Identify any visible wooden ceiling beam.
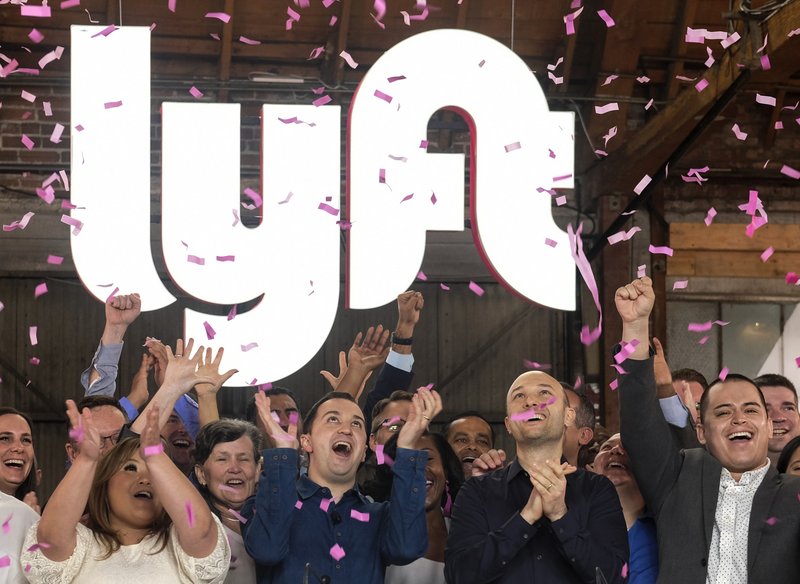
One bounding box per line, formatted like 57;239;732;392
218;0;235;100
664;0;701;100
320;0;353;87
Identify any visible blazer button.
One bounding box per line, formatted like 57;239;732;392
701;558;707;567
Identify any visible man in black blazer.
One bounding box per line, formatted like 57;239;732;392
615;276;800;584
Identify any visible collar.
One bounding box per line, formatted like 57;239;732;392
297;474;370;504
719;458;770;489
506;456;570;484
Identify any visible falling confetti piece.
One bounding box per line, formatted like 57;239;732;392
765;517;778;526
185;502;195;527
21;135;35;151
374;90;393;103
313;95;332;107
704;207;717;226
756;93;777;107
614;339;640;365
350;510;370;522
780;165;800;180
698;336;710;345
607;226;641;245
400;193;414;203
34;283;48;298
523;360;552;370
203;321;216;340
29;326;38;346
621;563;629;578
318;203;339;216
595;102;619;115
216;255;235;262
295;500;303;509
104;101;123;109
187;255;205;265
695;79;709;92
239;36;261;45
633;174;652;195
609;379;619;391
205;11;231;23
228;508;248;523
648;245;673;256
330;544;346;561
673;280;688;290
761;247;775;262
720;32;740;48
227;305;237;321
544;238;557;248
189;86;203;98
0;556;10;568
440;283;450;291
504;142;521;153
320;498;333;512
468;281;485;296
597;9;615;27
637;265;647;278
143;444;165;457
241;342;258;352
718;367;729;381
731;124;747;140
340;51;358;69
21;5;52;17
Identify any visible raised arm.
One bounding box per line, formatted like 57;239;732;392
81;293;142;395
37;400;102;561
140;406;218;558
333;326;390;399
615;277;684;516
194;347;238;427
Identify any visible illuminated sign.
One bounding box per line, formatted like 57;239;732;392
70;26;575;385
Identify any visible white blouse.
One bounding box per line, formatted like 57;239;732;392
20;515;230;584
221;523;255;584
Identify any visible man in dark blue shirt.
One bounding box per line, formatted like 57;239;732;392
444;371;628;583
242;388;441;584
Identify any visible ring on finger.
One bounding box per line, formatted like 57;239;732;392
422;415;431;421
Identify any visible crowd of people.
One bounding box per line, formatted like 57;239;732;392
1;280;799;583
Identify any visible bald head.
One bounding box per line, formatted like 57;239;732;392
507;371;568;406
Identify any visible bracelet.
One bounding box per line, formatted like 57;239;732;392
391;332;413;346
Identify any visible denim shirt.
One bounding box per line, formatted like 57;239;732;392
242;448;428;584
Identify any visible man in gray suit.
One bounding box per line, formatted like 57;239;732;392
615;276;800;584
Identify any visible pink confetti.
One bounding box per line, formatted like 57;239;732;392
144;444;164;457
564;7;582;35
29;357;40;366
0;556;10;568
695;79;709;92
4;211;35;232
239;36;261;45
704;47;715;68
307;46;325;60
760;55;771;70
91;25;118;38
68;425;85;443
206;11;231;23
241;342;258;352
673;280;688;290
698;336;710;345
607;226;641;245
21;90;36;103
468;281;485;296
189;86;203;98
523;360;552;370
29;29;45;43
621;563;629;578
21;5;52;17
50;123;65;144
243;188;263;208
595;102;619;115
609;379;619;391
633;174;652;195
104;101;123;109
440;283;450;291
43;102;52;116
780;165;800;180
1;516;11;535
637;76;651;84
731;124;747;140
718;367;729;381
756;93;777;107
168;0;176;12
688;321;713;333
34;283;48;298
203;321;216;340
720;32;741;48
350;510;370;522
648;244;673;256
375;444;386;465
216;255;235;262
227;305;237;321
416;271;428;281
21;135;35;151
568;223;603;346
320;498;333;512
765;516;778;526
761;247;774;262
400;193;414;203
29;326;38;346
388;75;406;83
637;265;647;278
340;51;358;69
431;192;437;205
544;238;557;248
330;544;346;561
597;9;615;27
25;543;51;553
795;356;800;368
374;90;393;103
228;508;248;523
187;255;205;265
295;500;303;509
185;502;195;527
504;142;521;153
614;339;640;364
313;95;332;107
318;203;339;216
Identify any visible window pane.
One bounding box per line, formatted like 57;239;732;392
666;301;720;383
721;303;781;379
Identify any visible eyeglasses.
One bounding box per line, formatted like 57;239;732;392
379;418;406;433
99;432;121;449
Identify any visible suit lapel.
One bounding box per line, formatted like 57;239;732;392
748;465;780;574
701;452;720;550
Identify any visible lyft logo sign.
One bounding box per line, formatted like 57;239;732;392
70;26;575;385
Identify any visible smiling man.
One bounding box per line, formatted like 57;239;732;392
444;411;494;478
242;388;442;584
444;371;628;583
615;277;800;584
754;374;799;466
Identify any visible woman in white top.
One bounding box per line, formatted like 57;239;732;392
193;419;261;584
22;395;230;584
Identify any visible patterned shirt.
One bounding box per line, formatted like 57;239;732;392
706;460;770;584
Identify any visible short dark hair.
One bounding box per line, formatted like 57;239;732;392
245;386;301;425
305;392;366;437
673;369;709;391
0;408;37;501
777;435;800;474
362;431;464;509
370;391;414;434
754;374;797;402
76;396;127;419
564;389;595;431
699;373;767;422
443;411;495;446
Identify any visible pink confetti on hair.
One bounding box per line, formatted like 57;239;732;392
374;90;393;103
720;32;740;48
34;283;48;298
239;36;261;45
609;378;619;391
468;281;485;297
189;86;203;98
104;101;123;109
330;544;346;561
648;244;673;256
523;360;552;370
313;95;332;107
607;226;641;245
185;502;195;527
504;142;521;153
597;9;615;27
203;321;216;340
21;135;35;151
756;93;777;107
319;498;333;512
187;255;205;265
633;174;652;195
568;223;602;346
695;79;709;92
143;444;164;457
295;500;303;509
206;11;231;23
760;247;774;262
614;339;640;365
50;123;65;143
673;280;688;290
241;342;258;352
318;202;339;216
340;51;358;69
350;509;370;522
718;367;729;381
637;265;647;278
29;326;38;346
780;165;800;180
544;238;557;248
21;5;52;17
595;102;619;115
731;124;747;140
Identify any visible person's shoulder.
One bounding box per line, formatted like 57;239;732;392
0;492;39;523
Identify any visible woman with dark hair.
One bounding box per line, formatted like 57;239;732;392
0;407;40;583
22;401;230;583
194;419;262;583
777;435;800;476
363;431;464;584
